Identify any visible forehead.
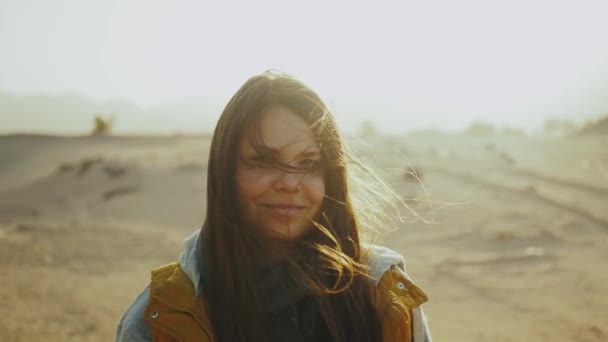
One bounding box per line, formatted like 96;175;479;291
240;104;319;154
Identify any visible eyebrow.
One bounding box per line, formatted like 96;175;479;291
252;145;321;158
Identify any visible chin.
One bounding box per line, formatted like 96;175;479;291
266;225;311;241
268;231;302;241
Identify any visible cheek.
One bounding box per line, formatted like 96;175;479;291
237;181;257;205
305;175;325;211
236;172;273;209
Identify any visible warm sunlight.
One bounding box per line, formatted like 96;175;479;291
1;0;608;133
2;2;608;341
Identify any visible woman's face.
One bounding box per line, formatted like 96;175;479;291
236;104;325;241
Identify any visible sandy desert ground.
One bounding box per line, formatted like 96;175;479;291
1;131;607;341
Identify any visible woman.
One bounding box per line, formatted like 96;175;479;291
116;71;431;342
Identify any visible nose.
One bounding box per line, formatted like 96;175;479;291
273;170;302;192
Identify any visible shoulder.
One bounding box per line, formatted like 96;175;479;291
115;263;197;342
115;286;153;342
365;245;432;341
364;244;428;308
364;244;406;285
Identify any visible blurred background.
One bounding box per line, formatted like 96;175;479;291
1;0;607;341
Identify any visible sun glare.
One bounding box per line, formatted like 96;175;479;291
1;0;607;133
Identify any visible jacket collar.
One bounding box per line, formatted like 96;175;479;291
178;230;203;295
176;229;426;306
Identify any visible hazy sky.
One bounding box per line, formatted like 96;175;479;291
1;0;607;133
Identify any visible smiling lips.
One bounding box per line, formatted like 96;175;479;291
263;203;306;216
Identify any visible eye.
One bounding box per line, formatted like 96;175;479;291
249;154;274;166
300;159;321;169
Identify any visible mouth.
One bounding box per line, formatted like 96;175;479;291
262;203;306;216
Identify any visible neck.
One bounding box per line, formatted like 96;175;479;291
256;237;297;268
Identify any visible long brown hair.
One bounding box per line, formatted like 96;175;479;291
200;71;383;342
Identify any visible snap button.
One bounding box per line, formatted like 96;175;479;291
151;311;159;319
396;281;406;290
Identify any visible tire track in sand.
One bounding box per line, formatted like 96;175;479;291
428;166;608;230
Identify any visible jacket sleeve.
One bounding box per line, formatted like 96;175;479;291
394;265;432;342
411;306;432;342
115;286;153;342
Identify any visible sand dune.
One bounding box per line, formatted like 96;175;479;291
1;133;607;341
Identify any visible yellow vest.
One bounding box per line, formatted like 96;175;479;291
143;262;428;342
